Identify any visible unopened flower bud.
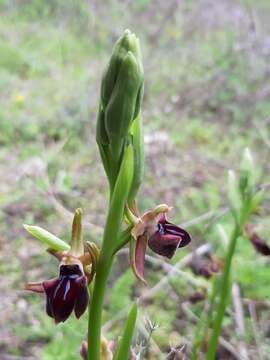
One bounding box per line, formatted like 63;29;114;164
96;30;144;190
239;147;256;198
80;340;88;360
101;29;142;108
104;51;142;139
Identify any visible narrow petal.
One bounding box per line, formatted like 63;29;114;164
25;282;45;293
148;232;181;258
130;234;148;285
74;276;89;318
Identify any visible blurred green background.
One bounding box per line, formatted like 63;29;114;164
0;0;270;359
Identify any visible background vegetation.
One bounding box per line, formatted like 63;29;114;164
0;0;269;359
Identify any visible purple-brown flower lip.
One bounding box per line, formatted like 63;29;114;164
26;263;89;324
45;264;89;323
148;213;191;258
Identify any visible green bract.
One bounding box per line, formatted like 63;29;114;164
128;113;144;204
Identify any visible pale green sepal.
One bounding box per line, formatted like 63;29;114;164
23;224;70;251
70;208;84;256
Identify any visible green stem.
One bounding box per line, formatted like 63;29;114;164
87;145;134;360
88;253;112;360
206;224;241;359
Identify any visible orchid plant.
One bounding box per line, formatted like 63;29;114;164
24;30;191;360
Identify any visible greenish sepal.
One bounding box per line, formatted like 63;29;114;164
23;224;70;252
133;83;144;120
96;106;109;145
70;208;84;256
98;142;114;190
113;302;138;360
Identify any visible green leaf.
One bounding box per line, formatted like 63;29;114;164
23;224;70;251
113;302;138;360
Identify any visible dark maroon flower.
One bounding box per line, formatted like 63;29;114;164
130;207;191;284
188;291;206;304
245;224;270;256
25;209;99;323
189;254;223;279
26;263;89;323
148;213;191;258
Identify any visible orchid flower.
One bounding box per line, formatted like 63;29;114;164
129;204;191;284
25;209;99;323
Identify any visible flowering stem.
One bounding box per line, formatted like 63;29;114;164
87;146;134;360
88;252;112;360
206;223;241;359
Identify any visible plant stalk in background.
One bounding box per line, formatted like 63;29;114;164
205;148;263;359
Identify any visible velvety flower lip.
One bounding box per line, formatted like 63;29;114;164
148;213;191;258
26;264;89;324
44;264;89;324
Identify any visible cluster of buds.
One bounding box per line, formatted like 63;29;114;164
228;148;263;225
96;29;144;203
25;209;99;323
95;30;191;284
